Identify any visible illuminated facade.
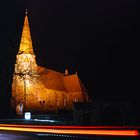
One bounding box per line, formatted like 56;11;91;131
11;14;89;113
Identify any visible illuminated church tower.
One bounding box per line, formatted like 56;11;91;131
11;13;89;114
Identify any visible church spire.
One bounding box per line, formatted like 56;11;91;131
18;11;34;55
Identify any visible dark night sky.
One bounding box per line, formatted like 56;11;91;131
0;0;140;112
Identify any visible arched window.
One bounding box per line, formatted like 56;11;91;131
74;96;78;102
64;98;67;108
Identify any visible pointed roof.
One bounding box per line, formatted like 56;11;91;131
36;66;87;93
18;13;34;55
63;74;87;92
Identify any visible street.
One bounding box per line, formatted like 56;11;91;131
0;124;139;140
0;114;139;140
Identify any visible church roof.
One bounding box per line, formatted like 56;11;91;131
63;74;87;92
37;66;87;92
18;14;34;55
38;67;65;91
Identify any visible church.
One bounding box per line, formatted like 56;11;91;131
11;13;89;114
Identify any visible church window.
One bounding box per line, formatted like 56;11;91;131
74;96;78;102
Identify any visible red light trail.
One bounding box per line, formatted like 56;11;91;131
0;124;139;136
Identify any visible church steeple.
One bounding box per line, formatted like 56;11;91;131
15;11;37;74
18;12;34;55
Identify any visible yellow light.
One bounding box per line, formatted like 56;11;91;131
0;124;138;137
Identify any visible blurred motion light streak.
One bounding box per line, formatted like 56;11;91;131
0;125;139;136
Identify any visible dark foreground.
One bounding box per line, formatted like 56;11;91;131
0;129;139;140
0;114;139;140
0;124;139;140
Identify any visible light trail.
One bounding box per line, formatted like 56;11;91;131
0;124;140;129
0;124;139;136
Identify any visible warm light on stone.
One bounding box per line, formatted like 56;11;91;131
11;14;89;114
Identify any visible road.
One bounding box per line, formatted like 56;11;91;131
0;124;139;140
0;114;139;139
